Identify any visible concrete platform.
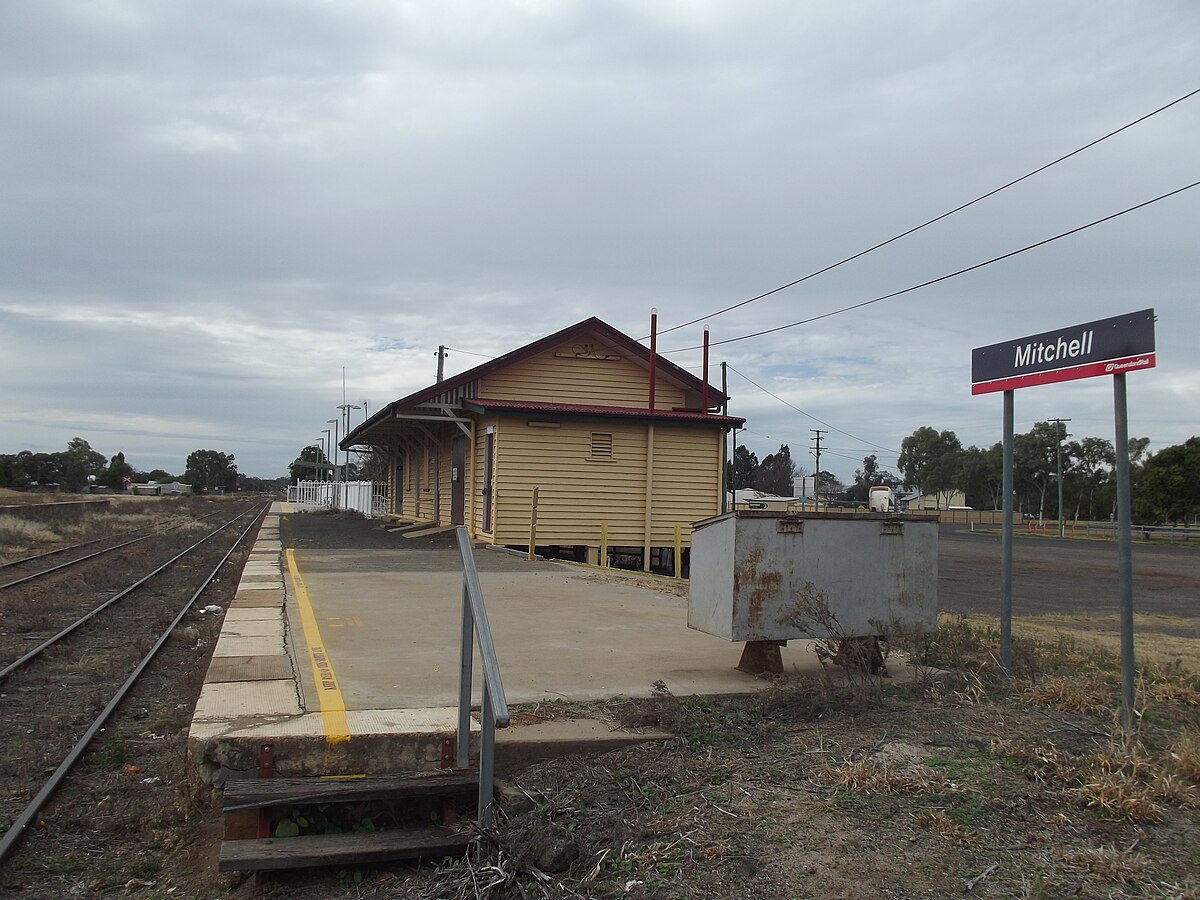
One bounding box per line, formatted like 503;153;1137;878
188;502;822;781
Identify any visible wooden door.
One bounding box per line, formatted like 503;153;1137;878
482;431;494;533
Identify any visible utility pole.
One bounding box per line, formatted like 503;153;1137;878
436;345;447;383
720;361;728;513
1048;417;1072;538
810;429;827;512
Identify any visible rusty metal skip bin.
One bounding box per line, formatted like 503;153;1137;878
687;511;938;643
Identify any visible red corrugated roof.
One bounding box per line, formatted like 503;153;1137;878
344;317;745;448
464;397;744;426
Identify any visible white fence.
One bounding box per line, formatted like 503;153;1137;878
287;480;387;519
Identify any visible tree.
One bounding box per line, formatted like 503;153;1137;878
142;469;176;483
289;445;330;482
898;427;963;508
754;444;797;496
846;454;901;503
101;451;134;490
1014;421;1070;520
1135;437;1200;524
239;475;289;493
184;449;239;493
959;444;1002;510
815;470;845;498
60;437;107;491
726;445;759;491
356;449;390;483
1065;436;1114;521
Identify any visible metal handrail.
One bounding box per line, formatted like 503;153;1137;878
454;526;510;829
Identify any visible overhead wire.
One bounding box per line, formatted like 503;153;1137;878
650;86;1200;340
443;346;496;359
728;365;898;454
669;178;1200;352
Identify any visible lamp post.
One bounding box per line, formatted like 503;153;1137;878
361;400;370;425
322;430;332;482
338;403;361;435
337;404;361;488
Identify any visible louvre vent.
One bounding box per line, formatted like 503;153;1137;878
591;432;613;458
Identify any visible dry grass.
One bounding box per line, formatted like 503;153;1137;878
988;736;1194;823
812;755;939;794
1060;845;1152;886
1068;768;1164;822
1028;673;1120;715
912;808;980;845
950;611;1200;671
1170;731;1200;781
0;514;60;543
0;515;61;561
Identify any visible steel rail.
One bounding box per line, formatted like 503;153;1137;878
0;500;270;865
0;534;153;590
0;507;230;588
0;505;261;682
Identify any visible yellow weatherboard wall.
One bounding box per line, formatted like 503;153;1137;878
649;425;722;544
480;341;685;410
491;419;650;547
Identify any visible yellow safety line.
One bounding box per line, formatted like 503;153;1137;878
285;549;350;746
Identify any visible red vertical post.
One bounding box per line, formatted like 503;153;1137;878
648;308;658;410
701;326;710;412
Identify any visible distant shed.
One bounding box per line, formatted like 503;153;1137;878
131;481;193;496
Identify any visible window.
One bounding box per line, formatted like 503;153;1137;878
590;432;613;459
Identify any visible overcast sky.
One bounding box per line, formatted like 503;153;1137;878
2;2;1196;483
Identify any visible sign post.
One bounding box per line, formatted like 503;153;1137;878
972;309;1155;730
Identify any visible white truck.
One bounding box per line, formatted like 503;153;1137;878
868;485;897;513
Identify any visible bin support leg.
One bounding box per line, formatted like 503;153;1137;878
736;640;785;675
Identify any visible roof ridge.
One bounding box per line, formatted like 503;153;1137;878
346;317;732;444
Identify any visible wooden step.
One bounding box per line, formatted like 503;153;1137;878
223;769;479;812
219;826;473;872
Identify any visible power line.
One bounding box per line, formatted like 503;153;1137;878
443;346;496;359
651;86;1200;340
728;365;898;454
669;179;1200;352
738;428;897;464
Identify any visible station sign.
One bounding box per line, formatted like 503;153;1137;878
971;308;1155;395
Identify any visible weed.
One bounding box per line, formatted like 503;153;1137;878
812;755;937;795
912;808;979;845
1169;731;1200;781
1060;846;1151;886
37;854;85;875
89;736;129;771
1029;673;1120;715
0;515;59;560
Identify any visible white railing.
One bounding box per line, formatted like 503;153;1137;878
287;481;387;519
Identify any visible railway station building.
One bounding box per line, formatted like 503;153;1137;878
341;317;743;572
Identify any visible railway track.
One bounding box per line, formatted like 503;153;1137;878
0;499;270;866
0;508;225;589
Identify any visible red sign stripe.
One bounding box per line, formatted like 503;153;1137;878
971;354;1157;395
